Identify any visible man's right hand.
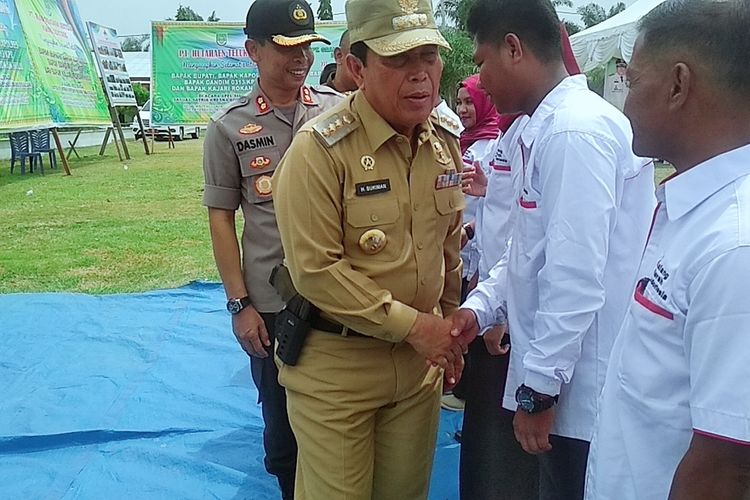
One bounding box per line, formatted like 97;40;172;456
232;306;271;358
449;308;480;347
405;313;465;374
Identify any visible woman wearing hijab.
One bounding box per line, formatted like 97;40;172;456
456;74;502;301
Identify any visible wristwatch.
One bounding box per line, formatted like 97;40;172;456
515;384;559;414
226;296;251;315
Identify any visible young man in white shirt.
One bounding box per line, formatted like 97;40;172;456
585;1;750;499
449;0;655;498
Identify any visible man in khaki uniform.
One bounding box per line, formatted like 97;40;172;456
272;0;467;497
201;0;341;498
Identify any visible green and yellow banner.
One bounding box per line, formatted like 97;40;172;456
150;21;346;126
0;0;111;131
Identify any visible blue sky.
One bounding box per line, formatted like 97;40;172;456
74;0;634;37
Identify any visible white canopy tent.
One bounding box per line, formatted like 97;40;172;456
570;0;666;72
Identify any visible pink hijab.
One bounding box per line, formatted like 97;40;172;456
458;74;502;154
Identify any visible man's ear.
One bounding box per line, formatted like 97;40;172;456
668;62;691;112
346;53;365;90
504;33;524;65
245;39;261;64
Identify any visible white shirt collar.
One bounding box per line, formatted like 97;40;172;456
662;143;750;220
519;74;589;149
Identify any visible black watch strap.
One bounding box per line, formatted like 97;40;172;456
515;384;559;414
227;296;251;315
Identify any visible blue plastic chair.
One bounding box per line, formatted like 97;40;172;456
30;129;57;171
8;132;43;175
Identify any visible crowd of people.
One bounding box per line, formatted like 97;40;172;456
201;0;750;498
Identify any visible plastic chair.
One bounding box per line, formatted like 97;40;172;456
8;132;43;175
30;128;57;170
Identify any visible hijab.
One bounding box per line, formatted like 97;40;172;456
458;74;502;154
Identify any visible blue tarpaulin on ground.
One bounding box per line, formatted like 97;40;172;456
0;282;462;499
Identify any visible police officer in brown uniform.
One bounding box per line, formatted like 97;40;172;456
272;0;468;497
201;0;342;498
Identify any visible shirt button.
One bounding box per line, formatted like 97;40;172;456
370;214;379;222
420;278;427;285
449;199;455;208
413;203;418;212
417;242;424;250
396;137;405;143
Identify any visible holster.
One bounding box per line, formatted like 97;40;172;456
269;263;317;366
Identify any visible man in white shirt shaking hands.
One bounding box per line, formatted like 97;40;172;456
449;0;655;498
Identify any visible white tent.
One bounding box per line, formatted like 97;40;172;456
570;0;666;72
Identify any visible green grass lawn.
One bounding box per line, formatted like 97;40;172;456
0;141;675;294
0;137;220;293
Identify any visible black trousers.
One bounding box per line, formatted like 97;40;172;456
460;339;539;500
538;435;590;500
251;313;297;500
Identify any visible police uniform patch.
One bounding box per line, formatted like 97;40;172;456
359;229;387;255
301;86;315;105
237;135;276;152
240;123;263;135
254;175;274;196
250;156;272;169
256;96;270;114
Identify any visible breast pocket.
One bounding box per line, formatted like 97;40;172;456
240;147;281;203
344;197;403;262
433;188;465;237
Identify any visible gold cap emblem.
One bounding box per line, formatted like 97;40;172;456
292;4;308;23
254;175;273;196
359;229;387;255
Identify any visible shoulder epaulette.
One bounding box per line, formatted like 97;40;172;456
312;111;360;146
311;84;343;97
211;93;252;121
430;108;462;138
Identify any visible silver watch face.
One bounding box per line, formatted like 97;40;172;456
227;300;241;314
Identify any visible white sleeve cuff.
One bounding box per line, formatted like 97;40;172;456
524;370;562;396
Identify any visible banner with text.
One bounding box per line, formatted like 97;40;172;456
150;21;346;126
0;0;111;131
87;21;137;107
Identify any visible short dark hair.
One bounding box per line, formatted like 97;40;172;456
349;41;369;66
248;37;269;46
467;0;562;63
639;0;750;97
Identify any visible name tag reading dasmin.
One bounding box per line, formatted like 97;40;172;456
356;179;391;196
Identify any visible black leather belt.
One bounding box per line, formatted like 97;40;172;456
311;316;367;338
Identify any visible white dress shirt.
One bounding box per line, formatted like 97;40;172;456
461;138;495;280
475;118;528;281
585;144;750;500
463;75;656;440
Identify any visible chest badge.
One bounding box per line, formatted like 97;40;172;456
250;156;272;169
240;123;263;135
361;155;375;171
432;141;451;165
359;229;387;255
254;175;273;196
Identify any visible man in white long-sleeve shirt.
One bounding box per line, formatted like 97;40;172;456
450;0;655;498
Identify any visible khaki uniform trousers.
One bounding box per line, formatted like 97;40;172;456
277;329;442;500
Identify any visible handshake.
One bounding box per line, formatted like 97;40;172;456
405;309;482;391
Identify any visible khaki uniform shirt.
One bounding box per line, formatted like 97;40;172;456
273;92;465;343
203;81;343;313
